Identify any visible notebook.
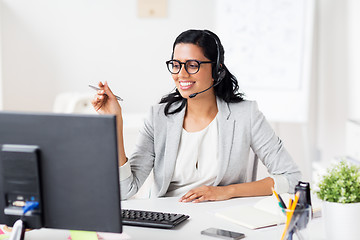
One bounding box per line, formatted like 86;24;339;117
215;194;321;230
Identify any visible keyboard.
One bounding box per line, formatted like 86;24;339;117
121;209;190;229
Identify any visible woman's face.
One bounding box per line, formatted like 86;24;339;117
171;43;214;99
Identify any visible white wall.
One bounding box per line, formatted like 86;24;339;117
315;0;349;165
0;2;2;110
1;0;215;114
247;0;354;181
348;0;360;120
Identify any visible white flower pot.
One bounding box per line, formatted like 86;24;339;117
322;201;360;240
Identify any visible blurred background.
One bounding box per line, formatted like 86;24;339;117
0;0;359;183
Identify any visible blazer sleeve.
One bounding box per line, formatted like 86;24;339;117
250;101;302;193
119;107;156;200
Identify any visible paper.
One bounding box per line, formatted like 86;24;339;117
69;231;131;240
253;193;290;215
215;195;287;229
70;230;98;240
216;205;284;229
215;194;321;230
98;232;132;240
0;225;9;240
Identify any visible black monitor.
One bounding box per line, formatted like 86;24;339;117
0;111;122;234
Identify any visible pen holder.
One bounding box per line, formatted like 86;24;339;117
278;205;312;240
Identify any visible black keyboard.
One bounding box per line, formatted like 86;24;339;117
121;209;190;229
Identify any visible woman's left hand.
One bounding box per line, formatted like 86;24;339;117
179;185;232;203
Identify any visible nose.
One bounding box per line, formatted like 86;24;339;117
178;63;189;78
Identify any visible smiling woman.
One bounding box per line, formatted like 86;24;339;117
91;29;302;203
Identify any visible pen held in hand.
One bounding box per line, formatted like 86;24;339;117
89;84;123;101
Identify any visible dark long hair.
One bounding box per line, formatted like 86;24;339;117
160;29;244;115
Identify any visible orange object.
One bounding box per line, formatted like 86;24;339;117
281;193;300;240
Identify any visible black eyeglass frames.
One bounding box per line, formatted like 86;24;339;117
166;59;213;75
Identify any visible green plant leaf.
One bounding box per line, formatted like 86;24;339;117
316;160;360;203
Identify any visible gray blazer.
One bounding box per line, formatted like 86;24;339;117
120;98;301;199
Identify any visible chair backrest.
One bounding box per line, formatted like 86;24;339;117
53;92;96;114
247;150;259;182
251;153;259;182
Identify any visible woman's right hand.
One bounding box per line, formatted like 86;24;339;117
92;81;128;166
91;81;122;116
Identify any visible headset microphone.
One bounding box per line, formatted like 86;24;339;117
189;70;225;98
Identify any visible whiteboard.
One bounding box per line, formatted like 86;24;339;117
216;0;314;122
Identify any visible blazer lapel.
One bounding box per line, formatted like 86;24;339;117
159;106;186;195
214;98;235;185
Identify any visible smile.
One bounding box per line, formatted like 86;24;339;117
179;81;195;90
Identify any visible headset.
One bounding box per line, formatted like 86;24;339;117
189;30;226;98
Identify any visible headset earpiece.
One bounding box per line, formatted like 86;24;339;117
217;68;226;82
204;30;225;83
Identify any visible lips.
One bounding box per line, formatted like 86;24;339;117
179;81;195;90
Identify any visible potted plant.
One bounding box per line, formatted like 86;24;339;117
316;160;360;240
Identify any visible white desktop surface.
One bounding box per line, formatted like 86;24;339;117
7;197;325;240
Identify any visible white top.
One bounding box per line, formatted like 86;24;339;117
165;115;219;197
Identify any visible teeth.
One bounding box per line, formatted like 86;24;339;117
180;82;194;87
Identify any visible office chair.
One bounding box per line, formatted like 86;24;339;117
247;149;259;182
53;92;96;114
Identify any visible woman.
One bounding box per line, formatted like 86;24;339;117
92;29;301;203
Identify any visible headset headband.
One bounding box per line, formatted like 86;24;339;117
203;30;223;81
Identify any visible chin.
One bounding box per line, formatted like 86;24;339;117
177;90;191;99
180;94;191;100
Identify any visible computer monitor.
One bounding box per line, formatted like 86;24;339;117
0;111;122;233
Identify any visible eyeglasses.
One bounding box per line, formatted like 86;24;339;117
166;59;213;75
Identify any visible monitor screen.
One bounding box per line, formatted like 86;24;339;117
0;111;122;233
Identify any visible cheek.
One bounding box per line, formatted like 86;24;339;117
199;72;213;83
198;67;213;81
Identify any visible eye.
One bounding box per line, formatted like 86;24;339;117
187;61;199;69
171;61;180;69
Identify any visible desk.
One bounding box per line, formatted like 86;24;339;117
121;197;325;240
5;197;326;240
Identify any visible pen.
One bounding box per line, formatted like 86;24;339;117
89;84;123;101
288;198;293;210
272;188;287;209
281;192;300;240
